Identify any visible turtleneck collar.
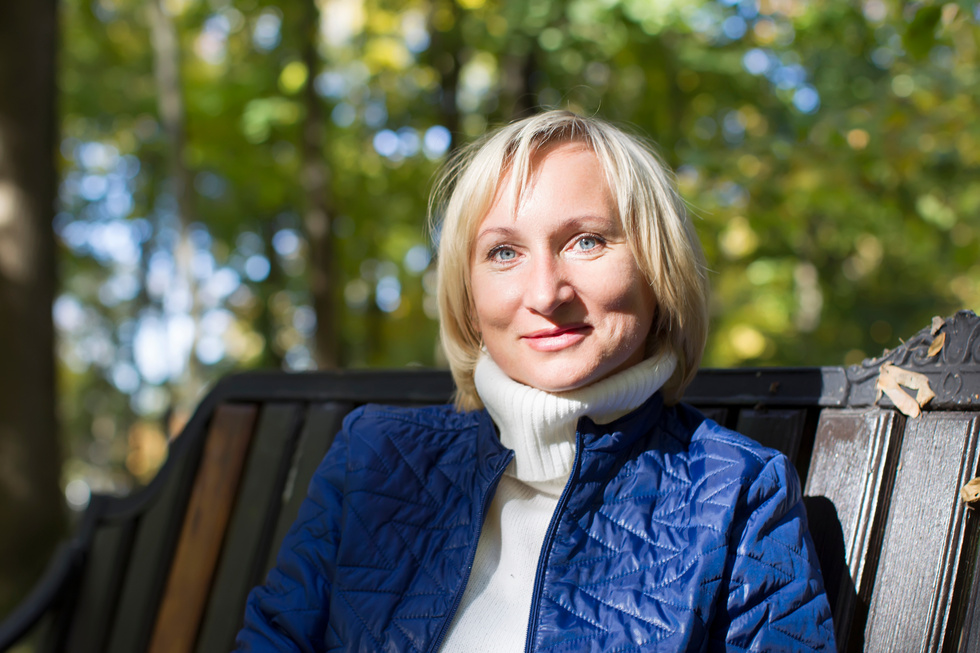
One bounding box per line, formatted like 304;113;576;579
473;352;677;483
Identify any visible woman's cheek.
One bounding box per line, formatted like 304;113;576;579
472;274;518;331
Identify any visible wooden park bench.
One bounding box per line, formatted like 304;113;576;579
2;310;980;652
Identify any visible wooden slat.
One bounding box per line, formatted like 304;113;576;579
25;613;57;653
803;408;903;650
264;401;352;576
955;512;980;653
735;408;809;467
61;521;136;653
146;403;258;653
194;403;305;653
863;413;980;653
106;421;211;653
694;406;730;430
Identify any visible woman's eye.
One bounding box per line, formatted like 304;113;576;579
575;235;603;252
490;246;517;262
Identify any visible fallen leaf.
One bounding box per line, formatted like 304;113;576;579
931;315;945;335
927;331;946;357
875;363;936;418
962;477;980;504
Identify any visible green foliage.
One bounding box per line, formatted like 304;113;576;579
55;0;980;497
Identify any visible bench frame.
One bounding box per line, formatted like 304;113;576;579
3;310;980;652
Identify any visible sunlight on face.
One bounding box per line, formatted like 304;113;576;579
469;142;656;392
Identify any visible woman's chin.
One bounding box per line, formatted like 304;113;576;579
507;362;609;394
493;343;647;394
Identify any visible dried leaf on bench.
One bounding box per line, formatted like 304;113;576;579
931;315;946;335
927;331;946;358
875;363;936;418
961;477;980;505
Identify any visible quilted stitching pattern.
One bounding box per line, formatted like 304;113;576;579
327;406;511;652
235;399;835;653
530;403;834;652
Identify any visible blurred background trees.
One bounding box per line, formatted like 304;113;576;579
1;0;978;615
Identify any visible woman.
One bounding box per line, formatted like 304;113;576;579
235;110;835;652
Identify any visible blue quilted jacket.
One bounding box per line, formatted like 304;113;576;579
235;394;835;652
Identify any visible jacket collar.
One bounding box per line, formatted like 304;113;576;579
574;390;667;453
474;389;667;461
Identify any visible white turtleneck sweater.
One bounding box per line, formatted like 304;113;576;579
439;352;677;652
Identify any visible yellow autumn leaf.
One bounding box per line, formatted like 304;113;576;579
875;363;936;418
961;477;980;504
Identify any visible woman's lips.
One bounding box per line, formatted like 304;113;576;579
521;325;592;352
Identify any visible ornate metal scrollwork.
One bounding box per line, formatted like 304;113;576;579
844;310;980;410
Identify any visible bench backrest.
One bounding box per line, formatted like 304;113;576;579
9;310;980;653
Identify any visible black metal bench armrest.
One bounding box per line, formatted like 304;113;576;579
0;540;84;650
0;495;107;652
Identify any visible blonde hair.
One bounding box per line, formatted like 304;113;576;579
429;110;708;411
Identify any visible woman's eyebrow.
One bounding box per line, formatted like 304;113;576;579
475;216;619;241
474;226;518;242
549;215;622;235
561;215;616;228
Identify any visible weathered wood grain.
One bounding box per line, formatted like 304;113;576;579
735;407;815;483
863;412;980;653
263;401;352;577
195;403;305;653
146;403;258;653
694;406;730;430
803;408;903;651
62;521;135;653
105;419;211;653
736;408;808;462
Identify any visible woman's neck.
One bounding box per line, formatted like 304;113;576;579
473;352;677;483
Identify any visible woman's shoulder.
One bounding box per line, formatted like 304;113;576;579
651;402;805;521
339;404;496;461
343;402;485;434
324;403;509;504
659;401;785;475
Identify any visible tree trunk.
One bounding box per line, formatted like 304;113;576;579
258;219;285;370
148;0;206;406
428;0;462;144
501;47;537;121
0;0;66;618
298;0;339;368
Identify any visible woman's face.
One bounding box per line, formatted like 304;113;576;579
469;142;656;393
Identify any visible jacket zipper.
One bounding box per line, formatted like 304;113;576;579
430;448;514;652
523;431;585;653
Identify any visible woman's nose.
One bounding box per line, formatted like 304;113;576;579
524;257;574;315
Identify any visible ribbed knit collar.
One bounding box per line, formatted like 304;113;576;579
473;352;677;483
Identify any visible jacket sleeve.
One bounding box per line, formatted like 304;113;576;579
233;421;350;653
711;453;837;652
